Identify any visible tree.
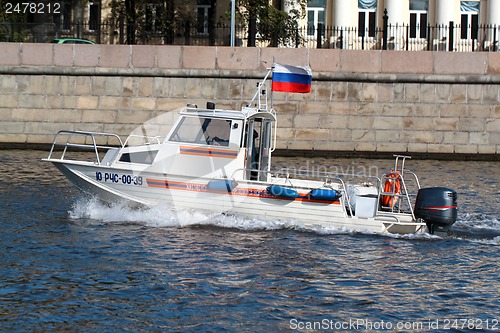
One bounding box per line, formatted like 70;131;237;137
125;0;136;44
236;0;307;47
165;0;175;44
0;0;29;41
106;0;306;46
110;0;157;44
109;0;194;45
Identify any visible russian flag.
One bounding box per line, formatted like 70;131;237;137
272;63;312;93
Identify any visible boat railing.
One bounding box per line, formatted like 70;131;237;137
47;130;124;165
377;155;421;219
273;168;381;185
123;134;162;147
274;168;382;214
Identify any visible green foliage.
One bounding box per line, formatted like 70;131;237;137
0;0;29;41
108;0;308;45
109;0;183;44
232;0;307;46
0;0;27;22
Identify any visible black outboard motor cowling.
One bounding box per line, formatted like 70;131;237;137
414;187;458;234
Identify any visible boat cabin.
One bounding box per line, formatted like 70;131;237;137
152;104;277;182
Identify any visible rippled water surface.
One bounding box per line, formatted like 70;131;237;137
1;150;499;332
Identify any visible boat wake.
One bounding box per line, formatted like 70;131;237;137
69;197;296;231
455;212;500;231
448;213;500;245
68;197;499;244
70;197;214;228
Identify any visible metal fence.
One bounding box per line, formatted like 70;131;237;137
306;23;499;52
0;22;57;43
1;21;498;52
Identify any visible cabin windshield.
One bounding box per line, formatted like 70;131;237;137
169;116;232;146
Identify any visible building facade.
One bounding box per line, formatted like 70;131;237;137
307;0;500;31
5;0;499;50
306;0;500;50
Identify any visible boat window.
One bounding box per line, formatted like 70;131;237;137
169;116;231;146
119;150;158;164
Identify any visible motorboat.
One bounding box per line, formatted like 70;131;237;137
44;65;458;235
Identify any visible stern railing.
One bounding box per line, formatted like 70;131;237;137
378;155;421;219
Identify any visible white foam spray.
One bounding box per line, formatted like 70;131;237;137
68;197;498;243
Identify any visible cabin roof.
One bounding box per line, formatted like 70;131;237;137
180;107;275;121
180;107;246;120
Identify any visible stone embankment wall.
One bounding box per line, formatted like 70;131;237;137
0;43;499;158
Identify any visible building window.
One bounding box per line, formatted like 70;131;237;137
145;2;164;33
409;0;428;38
358;11;376;37
358;0;376;38
88;1;100;32
460;1;479;40
54;0;72;32
196;0;211;35
307;0;325;37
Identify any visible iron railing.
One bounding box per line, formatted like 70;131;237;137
0;22;57;43
307;23;499;52
1;21;498;52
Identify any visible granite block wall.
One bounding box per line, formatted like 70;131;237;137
0;43;499;157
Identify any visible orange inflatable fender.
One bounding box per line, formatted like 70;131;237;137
381;171;401;208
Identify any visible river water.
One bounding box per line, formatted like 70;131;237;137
0;150;498;332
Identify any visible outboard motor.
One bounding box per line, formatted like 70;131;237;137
414;187;458;234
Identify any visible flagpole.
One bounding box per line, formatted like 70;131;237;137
270;63;275;111
271;58;275;111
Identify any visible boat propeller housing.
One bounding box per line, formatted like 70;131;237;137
414;187;458;234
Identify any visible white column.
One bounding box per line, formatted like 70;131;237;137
487;0;500;25
428;0;437;26
485;0;500;50
385;0;409;26
479;0;487;26
435;0;461;25
332;0;357;27
383;0;409;50
282;0;304;47
331;0;358;49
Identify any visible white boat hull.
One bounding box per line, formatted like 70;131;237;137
48;160;427;235
44;69;456;235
